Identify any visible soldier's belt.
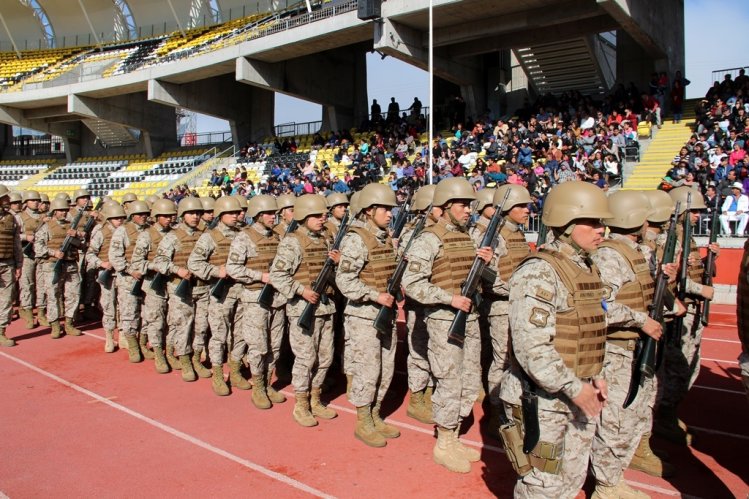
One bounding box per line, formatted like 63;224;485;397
606;337;639;351
509;406;562;475
481;293;508;302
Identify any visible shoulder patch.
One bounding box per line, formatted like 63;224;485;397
340;259;352;272
534;287;553;302
274;259;286;270
194;247;205;256
408;261;421;272
229;252;242;263
529;307;550;328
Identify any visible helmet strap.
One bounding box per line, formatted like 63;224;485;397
558;223;585;254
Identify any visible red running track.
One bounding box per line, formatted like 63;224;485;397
0;304;746;498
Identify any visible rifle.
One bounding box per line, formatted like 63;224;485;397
207;216;219;230
390;192;412;241
22;241;34;258
297;211;351;332
258;219;298;309
130;277;144;297
373;206;431;336
97;268;114;287
623;201;681;408
174;277;192;299
447;189;512;347
536;219;548;248
51;208;85;285
671;193;692;346
700;194;720;325
78;200;104;274
150;272;167;295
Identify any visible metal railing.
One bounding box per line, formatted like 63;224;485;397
165;145;234;192
274;121;323;137
177;130;233;147
712;66;749;83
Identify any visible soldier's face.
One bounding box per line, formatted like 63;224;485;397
688;210;700;225
157;215;171;228
54;209;67;219
202;212;214;222
482;205;496;219
259;212;275;228
221;211;240;227
10;202;21;211
26;200;40;211
282;208;294;223
570;219;605;252
305;214;325;232
132;213;148;225
331;205;347;220
508;204;530;225
77;197;90;208
39;202;48;212
0;196;8;209
369;206;392;229
183;212;201;228
110;217;125;228
447;201;472;226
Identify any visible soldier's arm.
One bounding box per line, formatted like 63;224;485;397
225;232;261;284
187;233;218;280
13;218;22;269
488;235;510;296
335;233;378;303
85;230;104;268
153;235;177;276
108;229;128;272
33;224;51;257
402;232;453;306
592;247;648;328
130;232;151;274
509;260;584;400
268;237;303;300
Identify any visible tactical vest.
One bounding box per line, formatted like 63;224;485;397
146;226;167;263
47;218;78;261
424;220;475;295
288;230;329;288
171;227;202;284
676;224;704;303
97;224;115;262
528;249;607;378
273;221;289;239
208;227;233;267
348;225;397;293
0;213;15;259
324;219;340;239
244;226;280;289
20;210;41;236
738;239;749;351
599;239;655;340
498;223;530;281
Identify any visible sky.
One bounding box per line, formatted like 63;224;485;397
193;0;747;134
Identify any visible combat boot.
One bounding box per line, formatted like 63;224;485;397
0;328;16;347
292;392;318;427
37;309;49;327
654;405;692;446
179;355;197;382
355;405;387;447
64;317;81;336
628;433;675;478
104;330;116;353
251;375;272;410
126;335;142;363
50;320;62;339
118;331;128;350
406;389;433;424
211;365;230;396
310;387;337;419
453;427;480;462
228;359;251;390
592;479;650;499
166;344;181;370
433;426;470;473
153;347;170;374
139;333;154;360
20;308;35;329
372;403;400;439
192;349;211;378
266;371;286;403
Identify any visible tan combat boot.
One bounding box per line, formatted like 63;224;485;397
0;328;16;347
139;333;154;360
310;387;337;419
104;330;116;353
628;433;675;478
251;375;272;410
192;348;211;378
179;355;196;382
266;371;286;403
228;359;251;390
166;343;181;370
433;426;470;473
372;403;400;439
354;405;387;447
654;405;692;446
293;392;318;427
118;331;128;350
50;320;62;339
453;427;480;462
64;317;82;336
37;309;49;327
592;479;650;499
153;347;170;374
126;335;142;363
406;389;433;424
211;365;230;396
20;308;35;329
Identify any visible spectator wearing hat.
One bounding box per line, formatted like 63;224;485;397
720;182;749;236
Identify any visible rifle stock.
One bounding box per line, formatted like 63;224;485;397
97;268;114;287
536;220;548;248
175;278;192;299
447;190;511;347
671;194;692;347
150;272;167;295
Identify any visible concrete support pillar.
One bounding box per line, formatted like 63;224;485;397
0;124;10;156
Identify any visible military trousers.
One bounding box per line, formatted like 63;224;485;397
406;305;431;393
426;315;481;429
484;312;511;407
166;290;194;356
114;273;141;337
43;261;80;323
240;290;271;376
659;303;703;408
207;286;244;366
288;312;333;393
19;257;37;309
346;315;396;407
143;290;167;348
191;287;210;351
99;280;117;331
0;262;14;329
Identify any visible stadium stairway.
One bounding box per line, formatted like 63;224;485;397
621;103;697;191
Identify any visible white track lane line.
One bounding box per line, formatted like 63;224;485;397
701;337;740;344
0;351;334;499
692;384;745;395
701;357;739;365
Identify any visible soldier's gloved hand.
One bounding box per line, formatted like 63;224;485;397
218;265;227;278
302;287;320;304
450;295;472;313
66;229;77;237
700;285;714;300
376;292;395;307
130;271;143;280
708;242;720;256
476;246;493;264
26;234;34;243
572;382;603;419
177;267;191;279
641;317;663;340
261;272;270;284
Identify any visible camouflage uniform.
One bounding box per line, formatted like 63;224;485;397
336;221;397;408
131;225;170;348
35;218;81;325
0;211;21;330
187;222;243;366
154;223;203;356
402;218;481;430
109;221;146;338
589;234;655;487
500;239;607;499
18;208;44;312
85;222;117;332
269;228;336;394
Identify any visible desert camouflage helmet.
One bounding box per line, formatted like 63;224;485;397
54;192;71;204
74;189;91;200
103;203;127;220
541;181;612;227
39;193;49;203
0;185;9;198
127;200;150;215
432;177;476;207
50;198;70;211
277;193;295;210
214;196;242;217
293;194;327;221
349;191;362;218
643;190;674;223
358;183;397;211
233;195;249;209
326;192;349;208
494;184;532;212
8;191;22;203
145;194;160;206
668;186;707;214
151;199;177;218
474;188;496;212
604;191;652;229
411;184;436;212
200;197;215;212
247;194;278;219
22;190;41;202
122;193;138;204
178;197;204;217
